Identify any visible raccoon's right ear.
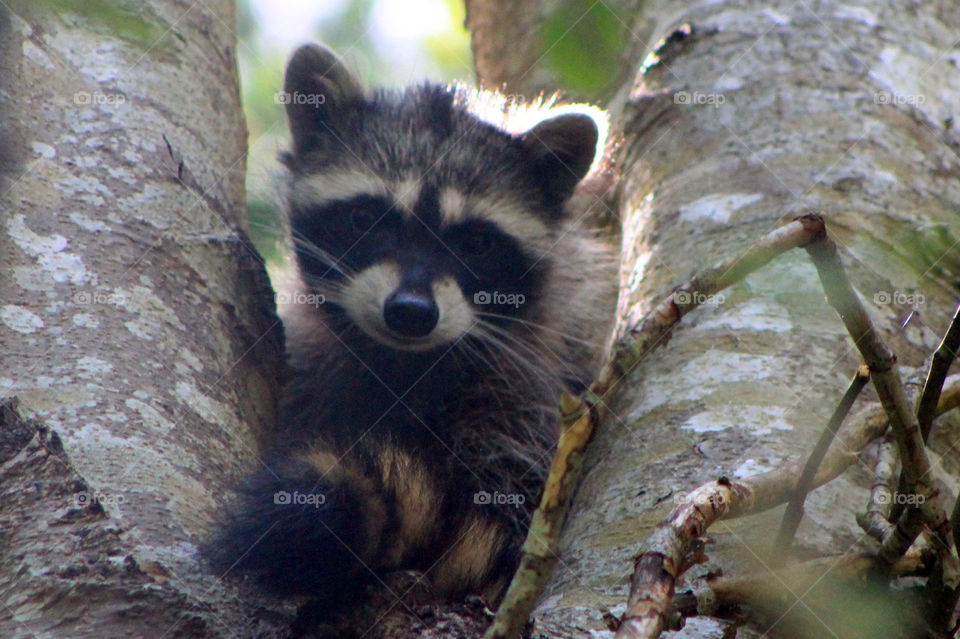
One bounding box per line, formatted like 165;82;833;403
283;44;363;155
520;112;599;207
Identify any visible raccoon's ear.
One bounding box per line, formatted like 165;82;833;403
521;113;599;205
283;44;363;155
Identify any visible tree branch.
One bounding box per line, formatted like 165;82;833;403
615;400;891;639
806;235;952;564
614;216;960;639
856;436;898;542
485;216;827;639
773;365;871;564
917;302;960;441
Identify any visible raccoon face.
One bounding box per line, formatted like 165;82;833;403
280;44;599;353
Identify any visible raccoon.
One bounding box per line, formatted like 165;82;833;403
207;43;616;621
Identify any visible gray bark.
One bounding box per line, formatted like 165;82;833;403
514;0;960;637
0;2;287;637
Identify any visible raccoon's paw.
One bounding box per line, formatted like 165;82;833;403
377;569;436;608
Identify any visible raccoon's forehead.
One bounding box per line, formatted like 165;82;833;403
286;86;549;205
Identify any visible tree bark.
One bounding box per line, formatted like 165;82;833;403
0;2;286;637
494;0;960;637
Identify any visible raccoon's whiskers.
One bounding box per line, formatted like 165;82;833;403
468;322;561;394
299;273;348;305
291;231;354;277
474;311;599;349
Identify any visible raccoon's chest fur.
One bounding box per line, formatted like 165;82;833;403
206;42;616;621
283;329;562;505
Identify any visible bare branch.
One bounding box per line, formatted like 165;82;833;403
856;436;898;542
773;365;871;564
482;393;594;639
485;216;827;639
917;302;960;441
615;401;890;639
603;214;827;388
805;235;951;563
613;215;960;639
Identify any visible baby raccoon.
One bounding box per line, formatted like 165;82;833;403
208;43;616;620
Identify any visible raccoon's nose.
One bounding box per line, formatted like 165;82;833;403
383;290;439;338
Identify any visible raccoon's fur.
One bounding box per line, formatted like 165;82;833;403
207;43;617;618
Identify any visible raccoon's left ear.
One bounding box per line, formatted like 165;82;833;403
521;113;599;206
283;43;364;155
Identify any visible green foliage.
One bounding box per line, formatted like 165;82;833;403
27;0;165;46
247;199;286;266
539;1;627;97
421;0;473;81
749;574;926;639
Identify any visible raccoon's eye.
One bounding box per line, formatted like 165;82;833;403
459;233;492;256
350;207;381;232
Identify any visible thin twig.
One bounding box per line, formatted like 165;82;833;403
615;216;958;639
483;216;828;639
616;373;960;639
806;234;960;634
917;302;960;441
889;305;960;524
773;365;870;564
481;393;593;639
805;236;951;560
615;402;890;639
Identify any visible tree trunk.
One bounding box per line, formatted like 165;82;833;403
515;0;960;637
0;2;286;636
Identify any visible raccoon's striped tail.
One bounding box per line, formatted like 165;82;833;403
202;453;384;603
